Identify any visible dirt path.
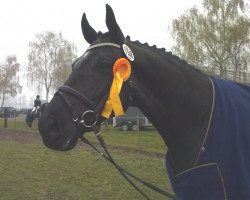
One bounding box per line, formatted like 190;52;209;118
0;128;41;143
0;128;165;159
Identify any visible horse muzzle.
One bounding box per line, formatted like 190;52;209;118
38;95;79;151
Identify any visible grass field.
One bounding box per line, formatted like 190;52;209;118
0;117;173;200
0;115;38;133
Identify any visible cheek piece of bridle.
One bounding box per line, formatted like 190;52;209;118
56;43;179;200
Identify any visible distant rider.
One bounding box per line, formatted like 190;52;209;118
32;95;41;116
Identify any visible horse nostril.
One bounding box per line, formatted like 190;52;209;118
48;118;60;135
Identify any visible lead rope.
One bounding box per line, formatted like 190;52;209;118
80;125;179;200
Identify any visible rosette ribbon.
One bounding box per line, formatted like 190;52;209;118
101;58;131;118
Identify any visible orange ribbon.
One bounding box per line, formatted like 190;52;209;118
101;58;131;118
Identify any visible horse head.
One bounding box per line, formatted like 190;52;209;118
39;5;132;151
38;3;213;178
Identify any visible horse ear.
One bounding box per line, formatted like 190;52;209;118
106;4;125;44
81;13;98;44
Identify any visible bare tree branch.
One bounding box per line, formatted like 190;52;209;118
27;31;77;100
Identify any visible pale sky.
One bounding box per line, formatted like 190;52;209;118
0;0;202;106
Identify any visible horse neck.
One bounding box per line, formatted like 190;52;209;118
129;43;213;173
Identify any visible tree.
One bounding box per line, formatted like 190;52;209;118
0;56;22;107
27;31;77;101
52;42;77;89
171;0;250;82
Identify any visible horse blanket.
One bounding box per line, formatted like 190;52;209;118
166;77;250;200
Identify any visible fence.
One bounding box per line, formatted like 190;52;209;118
0;114;156;132
0;114;39;132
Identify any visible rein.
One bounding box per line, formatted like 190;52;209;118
80;123;179;200
56;42;179;200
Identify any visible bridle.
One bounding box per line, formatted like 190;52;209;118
56;43;122;126
55;42;179;200
56;85;100;127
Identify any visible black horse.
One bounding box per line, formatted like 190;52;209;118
38;5;250;200
26;104;47;127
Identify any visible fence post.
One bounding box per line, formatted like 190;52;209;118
4;108;8;128
136;115;139;131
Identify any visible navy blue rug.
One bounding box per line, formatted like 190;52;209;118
167;77;250;200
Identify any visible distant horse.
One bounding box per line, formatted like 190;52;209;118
26;104;48;127
38;5;250;200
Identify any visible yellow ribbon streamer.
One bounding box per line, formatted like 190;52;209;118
102;58;131;118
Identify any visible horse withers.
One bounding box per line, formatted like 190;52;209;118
38;5;250;200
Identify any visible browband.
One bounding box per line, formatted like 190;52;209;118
87;43;121;51
86;42;134;62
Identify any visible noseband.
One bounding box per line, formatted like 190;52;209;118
56;85;98;127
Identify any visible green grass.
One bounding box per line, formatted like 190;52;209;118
0;140;173;200
84;129;166;154
0;116;173;199
0;116;166;154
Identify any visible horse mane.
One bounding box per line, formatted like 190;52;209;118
125;35;205;75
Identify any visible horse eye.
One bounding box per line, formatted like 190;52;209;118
99;62;110;69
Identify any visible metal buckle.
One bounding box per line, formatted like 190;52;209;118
79;110;98;128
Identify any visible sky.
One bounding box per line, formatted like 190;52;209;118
0;0;202;106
